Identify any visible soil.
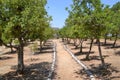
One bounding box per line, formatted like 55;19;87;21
0;39;120;80
67;39;120;80
53;39;86;80
0;40;53;80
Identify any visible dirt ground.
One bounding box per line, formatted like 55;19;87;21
53;39;86;80
0;40;53;80
0;39;91;80
67;39;120;80
0;39;120;80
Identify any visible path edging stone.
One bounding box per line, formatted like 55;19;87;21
47;42;57;80
63;44;95;80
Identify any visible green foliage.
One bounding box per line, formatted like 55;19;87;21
61;0;120;67
13;39;19;45
0;0;52;73
31;42;38;53
60;0;115;40
0;0;52;45
111;2;120;12
111;2;120;34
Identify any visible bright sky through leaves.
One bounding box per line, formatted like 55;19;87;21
46;0;120;28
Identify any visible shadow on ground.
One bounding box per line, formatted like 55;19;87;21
74;51;94;56
33;45;53;55
115;51;120;56
77;63;120;80
0;56;14;60
0;50;17;55
71;46;89;50
0;62;51;80
104;45;120;49
81;55;109;61
111;46;120;49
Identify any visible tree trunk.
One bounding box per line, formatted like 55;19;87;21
104;33;107;44
66;38;69;44
10;42;14;53
73;39;77;46
68;38;71;44
75;39;80;49
17;37;24;74
97;39;105;67
113;33;118;48
43;41;46;46
95;39;99;44
75;45;78;49
79;39;83;53
80;43;82;53
64;38;67;42
86;39;93;60
40;40;42;52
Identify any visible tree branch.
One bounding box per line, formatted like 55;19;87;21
0;39;18;49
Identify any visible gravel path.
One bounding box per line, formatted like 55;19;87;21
54;39;83;80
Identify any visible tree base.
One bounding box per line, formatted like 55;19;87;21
17;69;24;75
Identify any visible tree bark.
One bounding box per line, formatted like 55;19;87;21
73;39;77;46
104;33;107;44
74;39;80;49
0;39;17;49
9;39;14;53
79;39;84;53
113;33;118;48
66;38;69;44
97;39;105;67
62;38;64;42
17;37;24;74
68;38;71;44
95;39;99;44
86;39;93;60
40;40;42;52
80;43;82;53
10;42;14;53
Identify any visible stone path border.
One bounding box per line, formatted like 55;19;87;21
63;44;95;80
47;42;57;80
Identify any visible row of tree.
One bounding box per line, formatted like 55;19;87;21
0;0;54;74
59;0;120;67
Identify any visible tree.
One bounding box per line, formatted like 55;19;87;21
83;0;107;66
111;2;120;47
65;0;88;53
0;0;49;74
1;30;15;53
64;0;112;67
